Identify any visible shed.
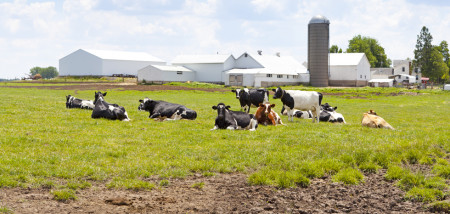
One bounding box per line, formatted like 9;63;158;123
59;49;166;76
137;65;195;83
171;54;235;83
329;53;371;87
390;74;416;84
223;52;309;87
368;79;394;87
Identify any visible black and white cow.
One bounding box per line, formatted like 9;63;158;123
211;103;258;131
138;98;197;121
272;87;322;122
319;103;346;123
65;95;94;109
91;91;129;121
231;88;269;113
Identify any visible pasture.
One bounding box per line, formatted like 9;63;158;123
0;84;449;211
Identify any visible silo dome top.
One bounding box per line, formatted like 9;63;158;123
309;15;330;24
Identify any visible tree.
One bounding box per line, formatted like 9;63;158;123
413;26;433;75
330;45;342;53
29;66;59;79
428;47;449;82
346;35;391;67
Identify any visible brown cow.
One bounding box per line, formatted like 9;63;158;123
255;103;284;126
361;110;394;130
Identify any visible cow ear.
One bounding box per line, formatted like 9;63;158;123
226;105;231;109
139;99;143;103
272;89;276;92
231;90;236;92
271;104;276;108
259;103;264;107
334;107;337;110
103;92;107;96
212;106;217;110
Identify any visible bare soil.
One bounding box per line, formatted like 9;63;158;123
0;171;432;214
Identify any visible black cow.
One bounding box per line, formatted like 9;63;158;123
91;91;129;121
272;87;322;122
65;95;94;109
138;98;197;121
231;88;269;113
211;103;258;131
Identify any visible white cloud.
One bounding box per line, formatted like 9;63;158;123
63;0;98;12
183;0;218;16
251;0;285;13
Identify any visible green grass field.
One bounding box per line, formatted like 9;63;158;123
0;86;449;202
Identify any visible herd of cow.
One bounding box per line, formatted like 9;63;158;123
65;86;394;130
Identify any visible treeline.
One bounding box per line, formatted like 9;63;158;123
330;26;449;83
29;66;59;79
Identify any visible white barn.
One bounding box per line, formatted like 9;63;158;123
329;53;371;87
171;54;235;83
59;49;166;76
223;52;309;87
137;65;195;83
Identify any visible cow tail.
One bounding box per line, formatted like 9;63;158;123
318;92;323;105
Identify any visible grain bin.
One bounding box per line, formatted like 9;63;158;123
308;15;330;87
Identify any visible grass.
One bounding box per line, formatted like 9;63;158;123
51;189;77;201
0;86;448;203
0;207;13;214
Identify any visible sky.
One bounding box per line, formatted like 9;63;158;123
1;0;449;79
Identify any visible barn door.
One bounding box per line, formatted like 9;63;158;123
229;75;243;86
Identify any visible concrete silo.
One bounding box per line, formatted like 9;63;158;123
308;15;330;87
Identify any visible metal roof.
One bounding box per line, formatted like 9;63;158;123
150;65;193;72
369;79;394;83
309;15;330;24
172;54;234;64
237;53;308;75
82;49;165;62
329;53;366;66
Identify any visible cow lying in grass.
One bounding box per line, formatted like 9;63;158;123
361;110;394;130
91;91;129;121
280;103;346;123
65;95;94;110
211;103;258;131
255;103;284;126
138;98;197;121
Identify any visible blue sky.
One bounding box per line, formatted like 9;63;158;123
1;0;449;79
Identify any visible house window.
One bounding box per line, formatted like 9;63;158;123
360;75;362;78
287;75;289;79
177;71;183;75
293;75;298;79
392;69;394;75
277;75;283;78
402;67;405;72
406;76;409;80
364;75;366;79
266;74;272;78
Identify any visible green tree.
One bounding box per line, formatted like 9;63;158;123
330;45;342;53
29;66;59;79
413;26;433;76
346;35;391;67
429;47;449;82
29;67;42;76
437;41;450;78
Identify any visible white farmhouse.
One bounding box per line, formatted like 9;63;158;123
329;53;371;87
59;49;165;76
171;54;235;83
223;52;309;87
137;65;195;83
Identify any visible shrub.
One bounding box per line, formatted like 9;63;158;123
332;168;364;185
52;189;77;201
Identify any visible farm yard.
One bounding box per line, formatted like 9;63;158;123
0;81;449;213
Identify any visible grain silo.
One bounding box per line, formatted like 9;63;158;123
308;15;330;87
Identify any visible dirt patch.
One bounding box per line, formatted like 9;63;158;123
0;171;432;213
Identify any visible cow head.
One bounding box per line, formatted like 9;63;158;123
258;103;275;115
212;103;230;119
94;91;107;104
272;87;283;99
66;95;73;108
138;97;153;111
367;110;377;115
293;111;304;118
321;103;337;112
231;89;241;99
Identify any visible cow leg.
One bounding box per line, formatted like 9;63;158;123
227;126;236;130
210;125;218;131
249;118;258;131
149;112;161;119
287;108;294;122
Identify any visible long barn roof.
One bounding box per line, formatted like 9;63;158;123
82;49;165;62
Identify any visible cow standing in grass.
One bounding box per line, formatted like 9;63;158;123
272;87;322;123
91;91;129;121
231;88;269;113
211;103;258;131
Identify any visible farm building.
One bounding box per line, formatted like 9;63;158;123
137;65;195;83
223;52;309;87
329;53;371;87
390;74;416;85
59;49;166;76
171;54;235;83
368;79;394;87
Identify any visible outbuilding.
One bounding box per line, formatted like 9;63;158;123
329;53;371;87
137;65;195;84
368;79;394;87
171;54;235;83
223;52;309;87
59;49;166;76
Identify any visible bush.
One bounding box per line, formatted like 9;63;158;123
332;168;364;185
